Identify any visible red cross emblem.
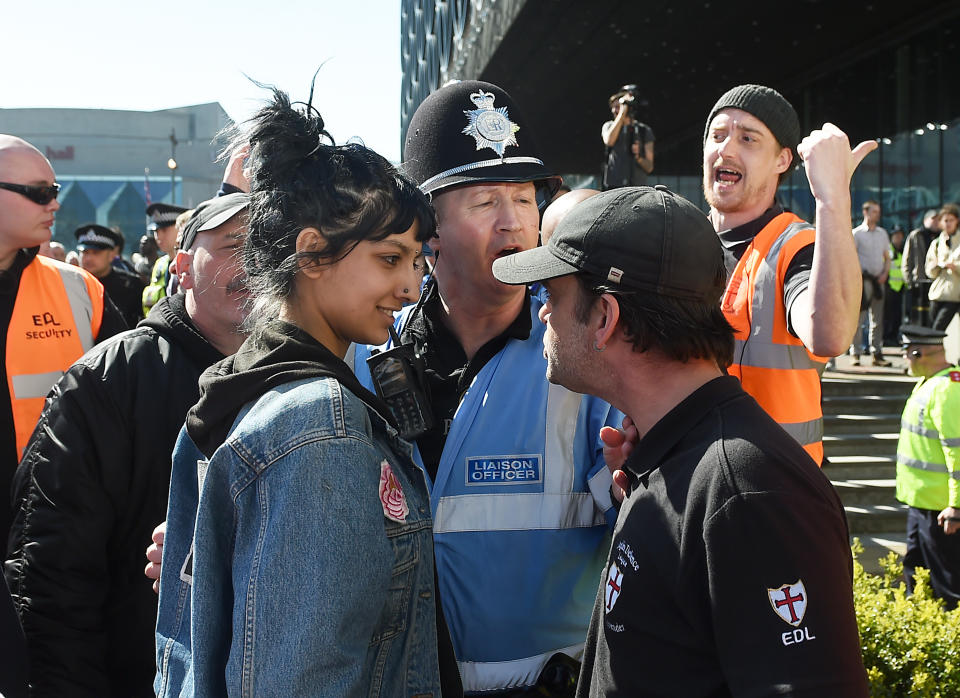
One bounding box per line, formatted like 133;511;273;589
605;562;623;613
767;580;807;627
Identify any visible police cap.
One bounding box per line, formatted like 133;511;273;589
900;324;947;346
403;80;560;201
75;223;122;250
146;202;188;228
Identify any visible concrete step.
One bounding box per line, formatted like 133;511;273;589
824;454;896;480
822;376;915;398
823;413;901;434
831;478;896;506
822;394;908;414
844;502;908;533
823;432;899;457
852;533;907;575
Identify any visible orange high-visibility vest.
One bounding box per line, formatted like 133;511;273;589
721;212;827;464
6;255;104;458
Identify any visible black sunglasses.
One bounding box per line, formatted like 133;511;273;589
0;181;61;205
902;346;924;358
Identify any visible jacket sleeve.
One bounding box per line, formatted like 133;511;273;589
702;490;869;696
901;234;915;286
4;364;128;697
926;238;942;279
190;436;397;697
930;378;960;508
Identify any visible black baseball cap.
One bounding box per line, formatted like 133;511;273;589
177;193;250;252
403;80;560;198
75;223;122;250
492;185;724;303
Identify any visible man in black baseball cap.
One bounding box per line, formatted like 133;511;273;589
493;185;869;696
702;84;877;465
75;223;145;328
353;80;621;695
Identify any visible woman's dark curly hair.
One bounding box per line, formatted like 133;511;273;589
236;88;436;328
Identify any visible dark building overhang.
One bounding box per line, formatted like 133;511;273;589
402;0;960;177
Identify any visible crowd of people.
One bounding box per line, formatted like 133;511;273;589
0;75;955;697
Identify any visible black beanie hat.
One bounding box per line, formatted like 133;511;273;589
703;84;801;166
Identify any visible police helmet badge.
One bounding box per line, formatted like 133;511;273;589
462;90;520;158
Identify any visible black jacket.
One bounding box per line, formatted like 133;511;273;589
4;294;224;697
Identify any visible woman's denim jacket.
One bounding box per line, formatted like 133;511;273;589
155;377;440;697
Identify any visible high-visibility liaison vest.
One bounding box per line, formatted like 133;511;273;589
889;247;904;292
721;212;828;465
896;366;960;511
7;254;104;458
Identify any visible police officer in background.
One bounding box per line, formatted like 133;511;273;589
142;202;188;314
601;85;654;189
354;80;621;695
896;324;960;608
75;224;145;328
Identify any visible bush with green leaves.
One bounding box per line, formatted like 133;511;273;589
853;539;960;696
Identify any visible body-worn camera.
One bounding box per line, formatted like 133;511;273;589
367;326;434;441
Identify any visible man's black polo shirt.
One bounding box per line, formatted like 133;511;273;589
576;376;868;697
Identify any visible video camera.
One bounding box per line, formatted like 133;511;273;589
614;84;648;120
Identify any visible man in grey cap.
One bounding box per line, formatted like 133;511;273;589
5;193;250;697
702;84;876;465
493;185;869;696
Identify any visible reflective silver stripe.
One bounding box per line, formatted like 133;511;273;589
942;436;960;448
900;419;940;440
898;454;959;478
544;382;580;493
780;418;823;447
733;339;820;370
57;265;95;351
748;221;813;335
419;156;546;191
458;643;583;692
433;492;606;534
11;371;63;399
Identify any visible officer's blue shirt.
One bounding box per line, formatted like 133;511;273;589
354;284;622;692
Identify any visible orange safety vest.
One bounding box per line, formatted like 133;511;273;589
6;255;104;458
721;212;827;465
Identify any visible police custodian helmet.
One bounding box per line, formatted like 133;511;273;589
403;80;560;204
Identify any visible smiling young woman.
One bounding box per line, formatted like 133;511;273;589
154;89;458;697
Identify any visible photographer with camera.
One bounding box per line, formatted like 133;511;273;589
601;85;654;189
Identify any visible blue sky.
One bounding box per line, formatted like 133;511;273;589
2;0;402;160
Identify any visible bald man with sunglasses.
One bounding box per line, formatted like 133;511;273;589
0;135;126;540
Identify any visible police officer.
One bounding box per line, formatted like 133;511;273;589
354;81;621;695
142;202;188;314
896;324;960;607
75;224;146;328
